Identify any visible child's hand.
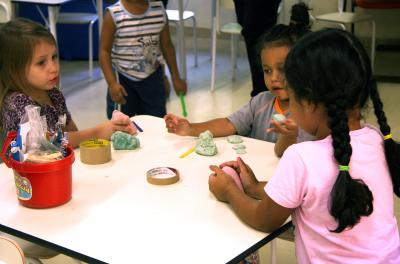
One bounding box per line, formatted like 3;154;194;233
111;110;130;123
217;158;258;194
172;77;187;96
110;112;136;134
95;119;136;140
109;83;128;105
236;157;259;190
219;158;265;199
208;164;238;202
267;118;298;138
222;158;258;192
164;113;191;136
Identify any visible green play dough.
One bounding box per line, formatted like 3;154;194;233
235;148;247;155
232;144;246;150
111;131;140;150
227;135;243;144
195;130;218;156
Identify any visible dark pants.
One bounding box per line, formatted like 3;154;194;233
161;0;168;8
107;67;166;119
233;0;281;97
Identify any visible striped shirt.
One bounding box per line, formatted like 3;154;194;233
108;1;166;80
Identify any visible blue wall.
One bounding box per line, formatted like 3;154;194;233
18;1;114;60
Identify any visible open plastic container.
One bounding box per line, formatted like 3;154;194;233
1;131;75;208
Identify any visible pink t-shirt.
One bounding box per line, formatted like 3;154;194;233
265;125;400;263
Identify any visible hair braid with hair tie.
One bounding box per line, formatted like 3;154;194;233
369;78;400;196
325;93;373;232
370;78;390;135
284;29;399;233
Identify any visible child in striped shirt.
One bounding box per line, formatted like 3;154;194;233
99;0;187;119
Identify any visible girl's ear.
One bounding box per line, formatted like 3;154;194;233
303;100;318;114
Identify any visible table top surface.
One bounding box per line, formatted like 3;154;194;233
0;115;280;264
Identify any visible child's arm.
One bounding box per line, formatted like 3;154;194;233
159;20;187;96
65;119;136;148
209;157;293;232
164;113;237;137
99;10;127;105
65;119;78;132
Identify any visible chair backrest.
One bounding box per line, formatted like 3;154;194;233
338;0;346;13
59;0;97;13
219;0;235;9
216;0;239;33
0;0;11;23
307;0;350;24
0;236;25;264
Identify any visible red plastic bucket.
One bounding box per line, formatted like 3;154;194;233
1;131;75;208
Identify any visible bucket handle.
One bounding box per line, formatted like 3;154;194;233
1;131;17;168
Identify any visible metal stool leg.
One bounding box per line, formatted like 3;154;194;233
231;33;239;81
173;21;182;65
270;240;276;264
89;20;95;78
191;16;198;67
370;20;376;71
210;15;217;92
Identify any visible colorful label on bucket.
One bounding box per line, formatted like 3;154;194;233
14;173;32;200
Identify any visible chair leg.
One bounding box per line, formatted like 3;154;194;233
270;240;276;264
191;16;198;67
230;34;237;81
172;21;181;63
89;20;95;78
370;20;376;71
25;257;44;264
231;34;239;81
210;15;217;92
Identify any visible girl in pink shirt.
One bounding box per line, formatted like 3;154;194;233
208;29;400;263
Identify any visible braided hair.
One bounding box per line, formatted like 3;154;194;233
284;28;400;233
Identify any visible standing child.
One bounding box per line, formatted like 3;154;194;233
209;29;400;263
0;18;135;259
165;3;313;157
99;0;187;119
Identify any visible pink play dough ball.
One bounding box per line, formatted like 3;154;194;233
222;166;244;192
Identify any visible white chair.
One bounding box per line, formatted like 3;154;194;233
313;0;376;69
166;8;198;67
0;0;11;23
214;0;242;82
0;236;25;264
56;0;99;78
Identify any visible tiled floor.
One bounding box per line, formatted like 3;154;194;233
22;34;400;263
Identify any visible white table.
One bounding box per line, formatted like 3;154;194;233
0;115;289;263
11;0;103;41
